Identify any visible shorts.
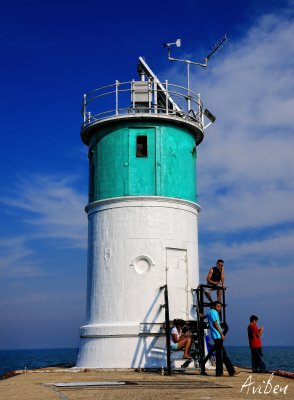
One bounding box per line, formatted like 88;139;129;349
171;343;179;351
205;285;219;293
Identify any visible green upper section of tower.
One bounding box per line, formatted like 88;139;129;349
79;56;217;203
85;118;199;204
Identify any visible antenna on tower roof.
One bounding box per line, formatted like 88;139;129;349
204;35;227;65
163;34;227;68
163;34;227;112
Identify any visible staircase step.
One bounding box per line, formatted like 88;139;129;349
173;358;198;369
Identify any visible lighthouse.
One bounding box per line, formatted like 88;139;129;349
76;55;215;369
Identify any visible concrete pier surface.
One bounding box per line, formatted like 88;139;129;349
0;366;292;399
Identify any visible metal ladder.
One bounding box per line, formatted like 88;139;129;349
193;284;227;363
160;285;202;375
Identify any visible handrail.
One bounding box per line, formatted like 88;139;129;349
160;284;172;376
81;80;204;131
195;283;227;289
86;90;117;105
86;81;131;96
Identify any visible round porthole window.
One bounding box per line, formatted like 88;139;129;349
131;255;154;275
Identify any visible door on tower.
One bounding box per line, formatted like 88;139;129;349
166;248;189;320
128;128;156;195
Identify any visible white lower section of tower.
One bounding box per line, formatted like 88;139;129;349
77;196;200;369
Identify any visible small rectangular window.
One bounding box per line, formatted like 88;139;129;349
136;135;148;157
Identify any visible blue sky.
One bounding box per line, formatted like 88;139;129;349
0;0;293;349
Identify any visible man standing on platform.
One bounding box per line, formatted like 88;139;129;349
206;301;235;376
205;259;225;303
247;315;266;373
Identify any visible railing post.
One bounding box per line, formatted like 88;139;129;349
187;62;191;111
131;79;135;113
197;285;205;363
115;80;119;115
83;94;87;123
222;287;226;323
160;284;171;375
165;80;169;114
199;94;204;127
154;81;158;113
148;79;152;113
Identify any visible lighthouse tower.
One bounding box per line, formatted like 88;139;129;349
76;57;214;369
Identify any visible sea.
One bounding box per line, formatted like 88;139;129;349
0;346;293;377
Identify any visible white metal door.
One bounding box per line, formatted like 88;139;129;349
166;248;188;320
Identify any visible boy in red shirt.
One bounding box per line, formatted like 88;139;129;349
247;315;266;373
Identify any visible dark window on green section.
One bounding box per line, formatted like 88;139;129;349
136;135;148;157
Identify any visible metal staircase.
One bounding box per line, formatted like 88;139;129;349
161;283;227;375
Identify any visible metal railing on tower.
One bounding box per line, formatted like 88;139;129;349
82;80;204;129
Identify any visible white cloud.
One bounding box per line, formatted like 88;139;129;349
190;11;294;334
200;230;294;271
192;12;294;233
0;237;43;277
228;264;294;298
0;174;87;277
1;174;87;248
199;230;294;306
